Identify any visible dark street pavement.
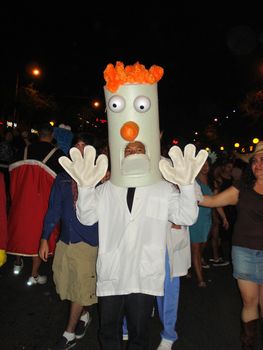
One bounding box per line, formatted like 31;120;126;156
0;256;262;350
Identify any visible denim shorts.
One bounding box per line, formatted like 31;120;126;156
232;245;263;284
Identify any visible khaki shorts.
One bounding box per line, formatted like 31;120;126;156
52;241;98;306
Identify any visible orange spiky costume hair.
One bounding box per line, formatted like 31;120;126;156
104;61;164;93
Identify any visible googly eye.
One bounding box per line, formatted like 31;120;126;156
133;96;151;113
108;95;126;112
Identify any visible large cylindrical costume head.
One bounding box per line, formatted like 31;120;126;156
104;61;164;187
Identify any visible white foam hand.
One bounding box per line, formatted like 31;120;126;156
59;145;108;188
159;144;208;186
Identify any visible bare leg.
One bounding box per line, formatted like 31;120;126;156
211;211;221;260
191;242;205;286
31;256;42;277
81;306;88;317
259;285;263;318
15;256;22;265
238;279;259;322
66;302;84;333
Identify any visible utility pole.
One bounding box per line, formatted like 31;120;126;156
13;72;19;123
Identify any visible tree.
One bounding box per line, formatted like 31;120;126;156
240;89;263;124
17;83;58;126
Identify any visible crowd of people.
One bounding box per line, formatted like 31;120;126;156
0;59;262;350
0;123;262;350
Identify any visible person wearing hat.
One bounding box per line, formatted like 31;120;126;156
237;141;263;163
199;141;263;350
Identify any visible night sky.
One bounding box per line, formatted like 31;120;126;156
1;4;263;145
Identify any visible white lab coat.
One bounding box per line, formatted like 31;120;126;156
77;180;198;297
167;225;191;278
167;181;203;278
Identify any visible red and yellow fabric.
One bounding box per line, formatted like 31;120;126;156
0;172;7;266
7;160;60;256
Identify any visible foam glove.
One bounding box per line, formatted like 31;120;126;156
159;144;208;186
59;145;108;188
0;249;7;268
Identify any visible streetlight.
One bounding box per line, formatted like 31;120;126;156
13;72;20;124
13;65;42;124
92;100;100;108
32;68;41;77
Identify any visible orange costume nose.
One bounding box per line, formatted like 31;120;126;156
120;121;139;141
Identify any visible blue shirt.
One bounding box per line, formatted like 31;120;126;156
42;172;98;246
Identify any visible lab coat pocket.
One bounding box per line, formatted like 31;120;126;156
140;245;165;278
170;227;189;251
96;249;120;282
146;197;167;221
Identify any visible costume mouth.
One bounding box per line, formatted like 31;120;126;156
121;154;150;176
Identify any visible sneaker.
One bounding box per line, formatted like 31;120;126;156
75;314;92;339
122;333;129;341
151;306;155;317
186;272;192;279
212;258;230;267
201;262;210;269
197;281;207;288
26;275;47;286
209;257;219;262
13;259;24;275
201;259;210;269
52;335;76;350
157;338;173;350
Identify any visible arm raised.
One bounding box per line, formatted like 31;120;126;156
159;144;208;186
59;145;108;188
